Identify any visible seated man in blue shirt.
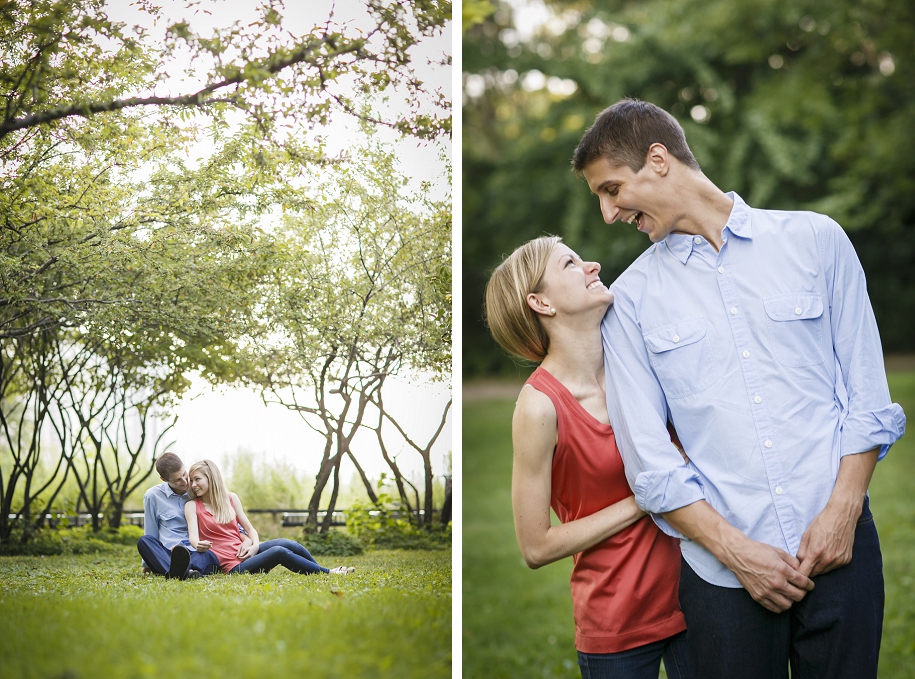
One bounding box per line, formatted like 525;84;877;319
571;99;906;679
137;452;251;579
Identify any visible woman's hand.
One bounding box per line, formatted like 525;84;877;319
229;492;260;559
237;542;259;560
194;540;212;552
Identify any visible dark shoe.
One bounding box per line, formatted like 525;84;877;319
168;545;191;580
185;569;204;580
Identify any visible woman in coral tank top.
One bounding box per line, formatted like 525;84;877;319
484;236;692;679
184;459;354;576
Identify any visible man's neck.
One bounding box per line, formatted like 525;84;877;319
667;172;734;251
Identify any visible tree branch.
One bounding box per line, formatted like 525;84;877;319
0;34;364;139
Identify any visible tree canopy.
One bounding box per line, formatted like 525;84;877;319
463;0;915;375
0;0;452;539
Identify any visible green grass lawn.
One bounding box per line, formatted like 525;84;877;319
463;371;915;679
0;547;451;679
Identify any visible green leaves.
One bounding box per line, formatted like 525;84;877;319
463;0;915;370
0;0;451;143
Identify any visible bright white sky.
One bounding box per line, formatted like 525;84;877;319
102;0;453;484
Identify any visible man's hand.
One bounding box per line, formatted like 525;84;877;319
797;448;877;578
724;538;815;613
663;500;814;614
194;540;212;552
796;502;859;578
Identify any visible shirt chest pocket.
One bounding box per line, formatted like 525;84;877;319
763;294;826;368
643;317;718;399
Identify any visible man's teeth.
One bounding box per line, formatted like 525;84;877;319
588;281;603;290
627;212;642;225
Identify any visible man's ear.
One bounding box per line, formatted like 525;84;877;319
646;143;670;177
526;292;553;317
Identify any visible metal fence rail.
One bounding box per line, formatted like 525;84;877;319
7;508;427;529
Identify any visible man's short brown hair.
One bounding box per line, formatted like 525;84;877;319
571;98;700;174
155;452;184;479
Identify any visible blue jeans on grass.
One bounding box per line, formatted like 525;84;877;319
229;538;329;575
137;535;220;577
577;631;692;679
678;498;883;679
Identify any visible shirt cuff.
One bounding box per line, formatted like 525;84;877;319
840;403;906;461
634;467;707;514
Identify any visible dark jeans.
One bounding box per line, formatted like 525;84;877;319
678;499;883;679
229;538;329;575
577;631;693;679
137;535;220;577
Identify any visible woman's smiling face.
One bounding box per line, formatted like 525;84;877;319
535;243;614;318
189;470;209;499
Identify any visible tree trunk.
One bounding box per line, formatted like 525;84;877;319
320;458;342;533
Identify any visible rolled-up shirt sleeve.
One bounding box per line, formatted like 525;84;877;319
822;218;906;459
601;291;706;519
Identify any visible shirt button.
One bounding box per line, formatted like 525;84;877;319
718;266;725;274
694;237;702;244
730;307;737;315
673;335;680;342
754;395;762;404
765;440;773;448
795;307;802;315
775;486;784;495
742;350;750;358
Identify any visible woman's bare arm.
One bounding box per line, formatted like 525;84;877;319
512;386;646;569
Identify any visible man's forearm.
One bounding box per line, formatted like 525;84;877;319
662;500;746;567
828;447;879;515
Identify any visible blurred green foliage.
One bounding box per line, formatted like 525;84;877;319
0;525;145;556
302;530;366;557
346;494;452;551
463;0;915;375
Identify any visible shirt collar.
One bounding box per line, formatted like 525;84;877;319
723;192;752;240
663;192;752;263
162;482;185;499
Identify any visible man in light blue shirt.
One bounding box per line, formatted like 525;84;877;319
572;99;905;678
138;452;249;579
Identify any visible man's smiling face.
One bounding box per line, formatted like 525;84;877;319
582;155;673;243
163;467;189;495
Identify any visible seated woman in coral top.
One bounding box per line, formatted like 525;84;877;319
184;458;353;576
484;236;692;679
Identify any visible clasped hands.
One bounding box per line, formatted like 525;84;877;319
193;537;258;561
734;503;858;613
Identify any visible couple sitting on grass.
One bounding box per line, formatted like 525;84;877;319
137;452;354;580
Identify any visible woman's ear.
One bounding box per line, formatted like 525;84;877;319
526;292;555;317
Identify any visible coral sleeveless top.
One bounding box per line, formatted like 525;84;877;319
526;366;685;654
194;498;243;573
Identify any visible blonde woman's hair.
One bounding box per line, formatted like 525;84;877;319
188;459;236;524
484;235;561;363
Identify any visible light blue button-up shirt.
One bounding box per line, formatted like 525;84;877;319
143;482;193;550
602;193;906;588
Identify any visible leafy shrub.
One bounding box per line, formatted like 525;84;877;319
346;495;452;551
0;525;142;556
301;530;364;557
